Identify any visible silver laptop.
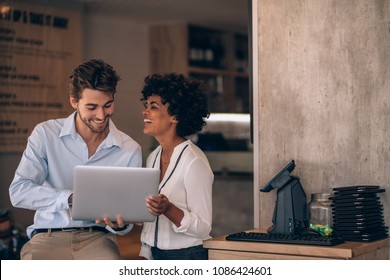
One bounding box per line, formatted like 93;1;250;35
71;165;160;222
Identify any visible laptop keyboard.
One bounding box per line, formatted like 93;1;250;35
226;232;344;246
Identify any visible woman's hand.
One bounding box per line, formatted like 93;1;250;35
146;194;171;216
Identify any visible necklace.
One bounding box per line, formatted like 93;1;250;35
160;138;186;165
161;152;171;165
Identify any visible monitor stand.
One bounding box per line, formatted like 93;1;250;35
260;160;311;235
268;176;309;235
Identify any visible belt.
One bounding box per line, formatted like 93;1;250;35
31;226;109;238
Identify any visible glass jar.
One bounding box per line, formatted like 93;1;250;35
308;193;333;236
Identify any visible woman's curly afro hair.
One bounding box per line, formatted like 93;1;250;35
141;73;210;137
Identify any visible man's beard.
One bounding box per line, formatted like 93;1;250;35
78;111;111;133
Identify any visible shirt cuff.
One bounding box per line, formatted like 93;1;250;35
105;224;133;235
61;190;73;210
173;208;191;233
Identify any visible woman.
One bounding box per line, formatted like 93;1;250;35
139;73;214;260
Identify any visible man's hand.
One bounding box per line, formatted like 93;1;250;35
95;214;126;230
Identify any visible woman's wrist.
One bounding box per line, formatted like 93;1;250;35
163;202;172;215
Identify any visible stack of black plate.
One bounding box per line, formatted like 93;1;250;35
331;185;388;242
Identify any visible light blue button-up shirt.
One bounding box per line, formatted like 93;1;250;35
9;112;142;238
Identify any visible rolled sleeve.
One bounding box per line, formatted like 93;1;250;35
173;208;191;233
172;208;211;239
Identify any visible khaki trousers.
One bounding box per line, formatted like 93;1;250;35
20;231;122;260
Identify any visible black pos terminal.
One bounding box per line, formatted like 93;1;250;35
225;160;345;245
260;160;309;235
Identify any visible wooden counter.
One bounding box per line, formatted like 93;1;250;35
203;229;390;260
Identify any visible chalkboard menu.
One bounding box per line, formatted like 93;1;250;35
0;2;82;152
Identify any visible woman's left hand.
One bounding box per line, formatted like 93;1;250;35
146;194;171;216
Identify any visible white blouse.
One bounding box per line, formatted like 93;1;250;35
139;140;213;259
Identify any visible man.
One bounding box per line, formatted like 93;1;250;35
9;59;142;259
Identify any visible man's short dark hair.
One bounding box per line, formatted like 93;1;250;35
68;59;121;102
